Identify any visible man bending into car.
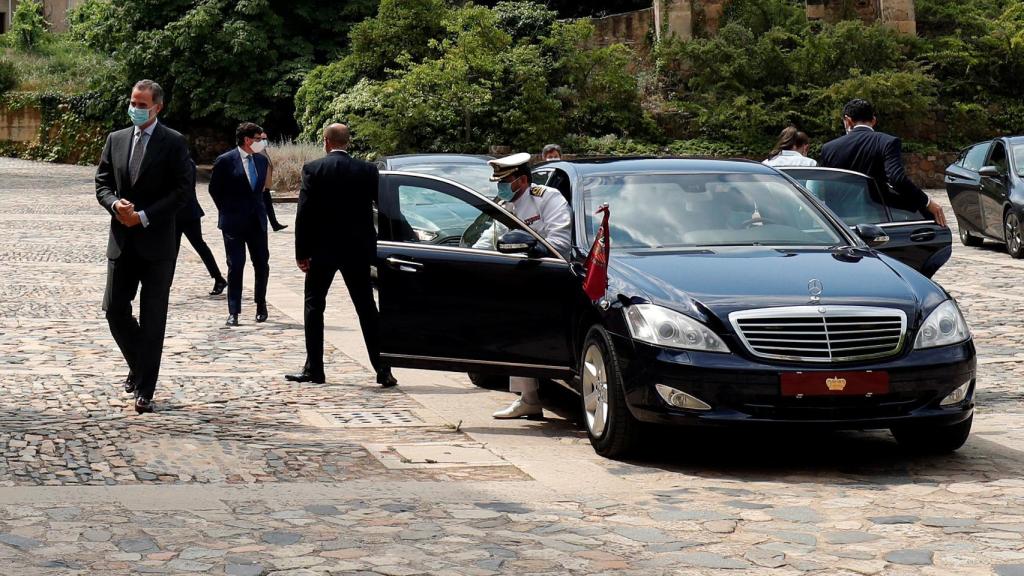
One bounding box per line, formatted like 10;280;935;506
477;153;572;420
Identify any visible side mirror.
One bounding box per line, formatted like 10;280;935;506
979;165;1002;178
854;223;890;248
497;229;544;257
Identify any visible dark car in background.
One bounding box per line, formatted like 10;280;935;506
779;167;952;277
376;154;494;245
372;159;976;459
945;136;1024;257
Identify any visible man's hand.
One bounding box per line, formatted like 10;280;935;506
113;199;133;217
297;258;311;273
927;199;947;227
119;211;143;228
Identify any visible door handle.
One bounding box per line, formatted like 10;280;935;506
910;230;936;242
385;256;423;272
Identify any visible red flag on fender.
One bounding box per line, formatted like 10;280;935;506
582;204;610;301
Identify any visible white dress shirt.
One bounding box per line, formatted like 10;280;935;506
763;150;818;168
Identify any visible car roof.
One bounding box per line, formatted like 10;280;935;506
777;166;871;179
1008;136;1024;146
384;154;493;167
543;157;780;176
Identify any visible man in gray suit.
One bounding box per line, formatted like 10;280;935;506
96;79;191;414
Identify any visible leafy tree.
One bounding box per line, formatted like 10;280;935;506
69;0;378;135
10;0;49;52
299;0;649;152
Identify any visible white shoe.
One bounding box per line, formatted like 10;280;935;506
492;398;543;420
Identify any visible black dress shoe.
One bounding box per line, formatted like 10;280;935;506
255;306;268;323
134;397;155;414
271;223;288;232
376;368;398;388
123;372;137;395
225;314;239;327
285;371;326;384
210;277;227;296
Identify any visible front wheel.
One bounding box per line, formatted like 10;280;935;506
1004;211;1024;259
891;414;972;454
580;326;642;459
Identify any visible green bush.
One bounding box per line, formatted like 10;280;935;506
0;60;18;95
10;0;49;52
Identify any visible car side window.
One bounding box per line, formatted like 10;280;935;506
962;143;991;172
378;175;527;251
795;176;888;225
988;142;1009;176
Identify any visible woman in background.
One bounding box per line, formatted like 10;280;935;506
763;127;817;167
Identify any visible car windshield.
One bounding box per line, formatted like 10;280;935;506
581;173;845;249
1014;145;1024;177
398;163;494;196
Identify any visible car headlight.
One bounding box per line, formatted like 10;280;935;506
414;228;439;242
914;300;970;349
625;304;729;353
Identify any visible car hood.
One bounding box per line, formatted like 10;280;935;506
608;247;941;327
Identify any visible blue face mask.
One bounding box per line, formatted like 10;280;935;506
496;182;515;201
128;105;151;126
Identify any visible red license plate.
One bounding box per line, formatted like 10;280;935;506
780;371;890;397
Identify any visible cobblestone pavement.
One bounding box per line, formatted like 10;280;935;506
2;157;1024;575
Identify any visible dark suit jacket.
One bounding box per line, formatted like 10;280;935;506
177;161;205;225
295;150;379;262
95;122;191;261
208;148;269;233
819;126;929;212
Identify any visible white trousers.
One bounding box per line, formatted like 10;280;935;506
509;376;539;394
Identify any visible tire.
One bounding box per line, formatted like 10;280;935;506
891;414;973;454
467;372;509;390
959;225;984;248
1005;211;1024;259
579;325;642;459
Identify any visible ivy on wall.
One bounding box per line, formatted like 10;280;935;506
0;91;112;165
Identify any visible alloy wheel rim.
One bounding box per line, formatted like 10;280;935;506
1008;214;1022;255
582;344;609;438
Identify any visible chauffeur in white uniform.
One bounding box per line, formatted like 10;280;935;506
476;153;572;419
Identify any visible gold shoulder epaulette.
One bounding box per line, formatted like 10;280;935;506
530;185;545;197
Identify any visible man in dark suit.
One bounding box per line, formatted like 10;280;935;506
208;123;271;326
177;161;227;295
96;79;191;414
285;124;397;388
820;98;947;226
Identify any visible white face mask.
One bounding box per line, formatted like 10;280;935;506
250;139;267;154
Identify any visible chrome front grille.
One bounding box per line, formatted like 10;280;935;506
729;306;907;363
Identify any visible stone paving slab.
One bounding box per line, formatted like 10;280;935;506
2;158;1024;575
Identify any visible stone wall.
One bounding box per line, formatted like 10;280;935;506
591;7;654;47
0;105;42;143
905;152;955;190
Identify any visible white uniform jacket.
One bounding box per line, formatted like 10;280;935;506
475;184;572;258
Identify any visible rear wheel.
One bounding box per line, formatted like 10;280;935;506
1004;211;1024;258
959;225;984;247
580;326;642;459
467;372;509;390
891;414;973;454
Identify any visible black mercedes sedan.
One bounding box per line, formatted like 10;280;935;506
945;136;1024;257
374;159;976;458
